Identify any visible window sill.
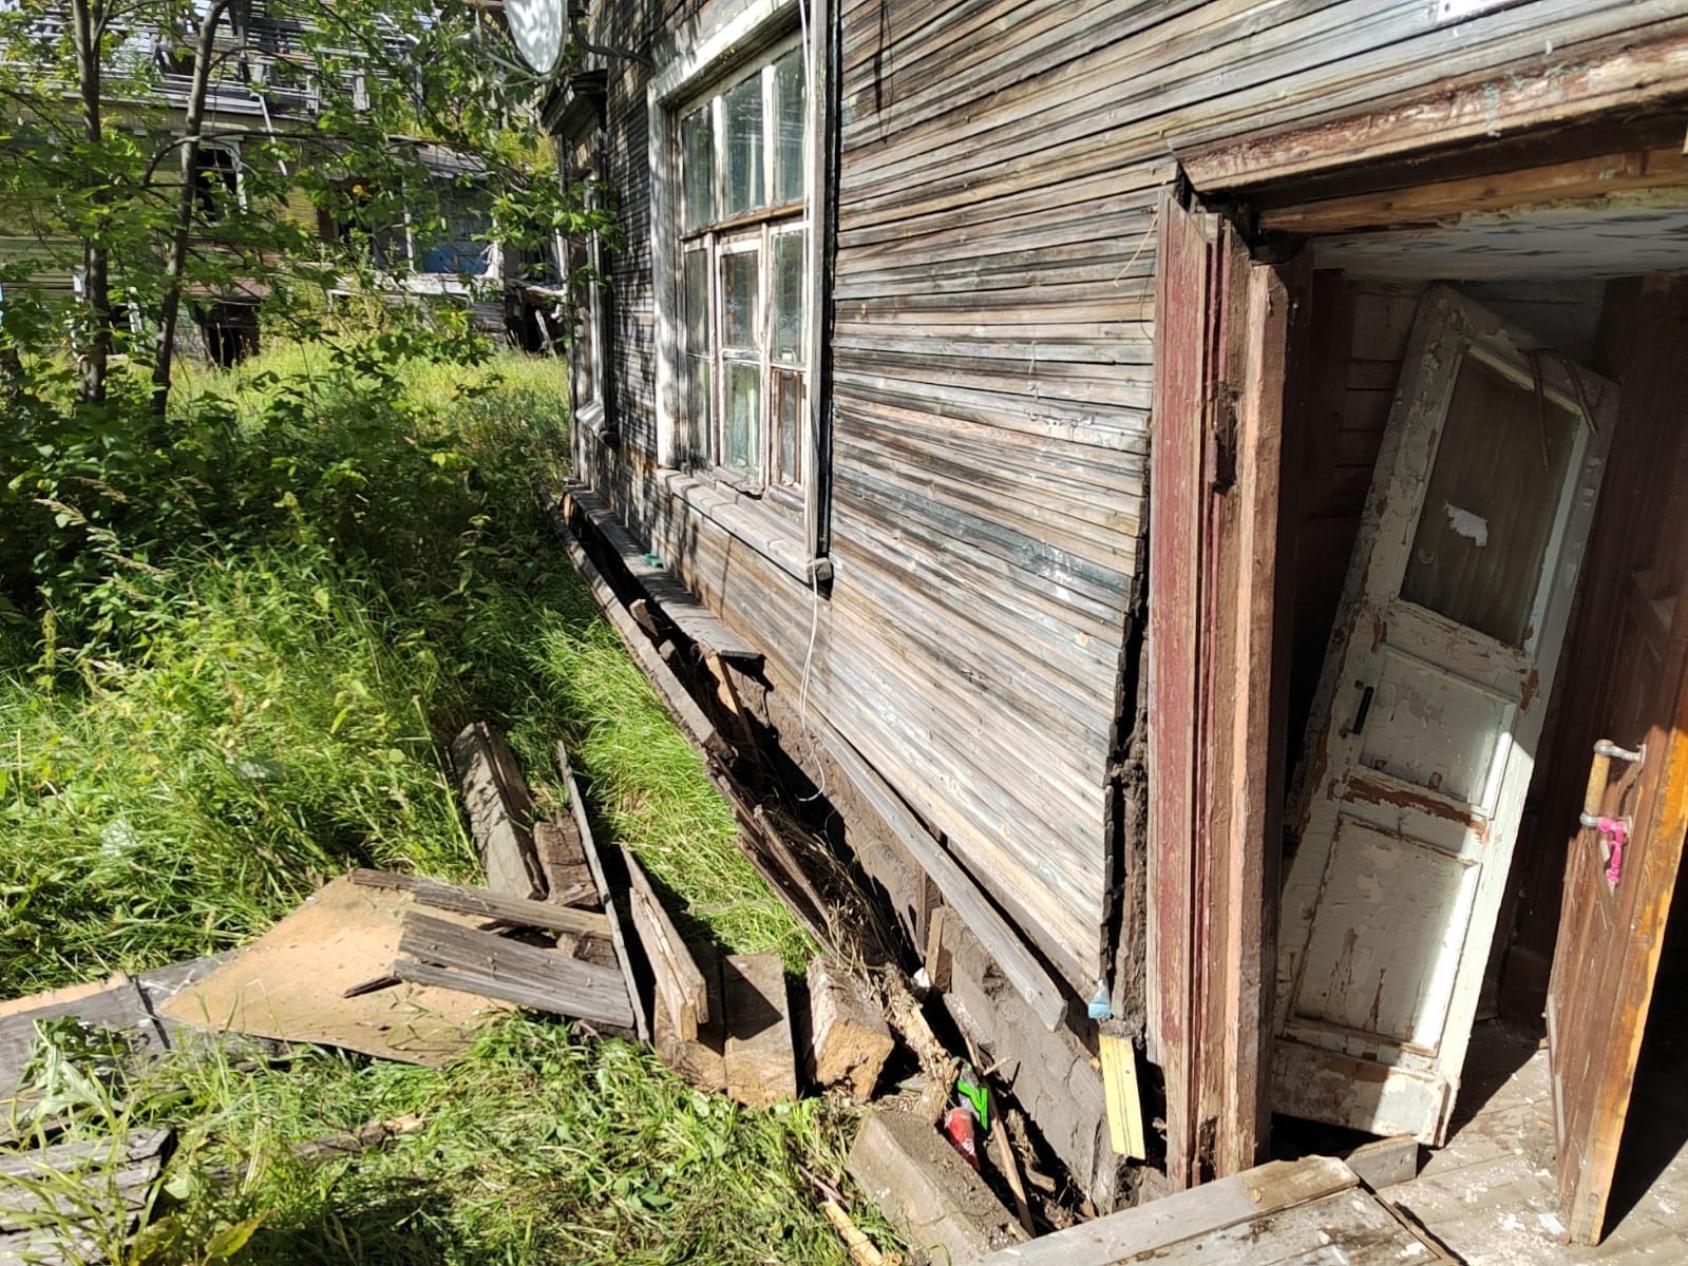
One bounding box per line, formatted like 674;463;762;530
576;401;616;445
655;467;832;591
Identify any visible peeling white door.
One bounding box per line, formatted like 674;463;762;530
1273;287;1618;1144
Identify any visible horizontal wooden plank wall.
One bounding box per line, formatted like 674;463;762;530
580;0;1687;994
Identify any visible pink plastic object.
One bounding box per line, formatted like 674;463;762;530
1598;815;1629;885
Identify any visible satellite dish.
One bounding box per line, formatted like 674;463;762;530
506;0;565;74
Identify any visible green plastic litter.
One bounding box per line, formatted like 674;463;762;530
956;1062;990;1132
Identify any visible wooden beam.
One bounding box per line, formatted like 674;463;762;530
449;721;546;899
1258;146;1688;235
814;720;1067;1032
347;870;610;938
539;483;729;761
972;1157;1361;1265
1147;198;1292;1186
621;847;710;1040
722;953;798;1106
1146;192;1215;1180
1181;32;1688;193
394;913;636;1031
555;738;650;1041
563;483;764;665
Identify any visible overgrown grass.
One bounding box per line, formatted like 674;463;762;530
0;343;861;1263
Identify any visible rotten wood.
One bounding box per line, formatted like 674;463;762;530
449;722;546;900
621;848;710;1040
394;912;636;1032
554;739;650;1041
813;720;1067;1032
563;483;764;666
805;956;894;1098
722;953;798;1107
654;940;727;1093
540;486;730;761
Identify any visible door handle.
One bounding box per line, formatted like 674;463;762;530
1581;739;1644;886
1350;683;1375;736
1579;738;1644;830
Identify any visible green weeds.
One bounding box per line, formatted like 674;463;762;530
0;344;862;1264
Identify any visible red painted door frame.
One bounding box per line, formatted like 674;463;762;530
1146;192;1299;1188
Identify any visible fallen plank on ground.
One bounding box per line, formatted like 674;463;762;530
621;849;709;1041
393;912;636;1033
348;870;609;939
451;721;547;900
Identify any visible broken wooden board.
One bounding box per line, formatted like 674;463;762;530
1;976;169;1133
555;740;649;1041
532;819;596;909
805;957;893;1099
157;875;510;1066
621;849;709;1041
393;911;636;1032
347;870;610;940
974;1156;1449;1264
722;953;797;1107
815;721;1067;1032
450;721;546;900
654;940;727;1095
0;1127;169;1265
564;484;764;667
1343;1133;1421;1190
1098;1033;1146;1161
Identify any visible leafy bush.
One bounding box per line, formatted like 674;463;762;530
0;326;565;655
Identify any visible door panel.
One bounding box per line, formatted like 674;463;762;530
1548;275;1688;1245
1275;287;1618;1143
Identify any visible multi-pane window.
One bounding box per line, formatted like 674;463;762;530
677;41;808;496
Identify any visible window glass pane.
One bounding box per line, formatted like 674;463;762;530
681;106;715;232
1400;355;1581;646
771;229;805;362
773;49;805;203
683;246;709;354
720;248;759;351
722;75;764;217
685;356;711;456
568;239;595;407
774;368;803;489
724;362;762;476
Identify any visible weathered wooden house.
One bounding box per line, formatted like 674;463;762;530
545;0;1688;1245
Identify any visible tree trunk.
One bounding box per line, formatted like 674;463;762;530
151;0;232;416
70;0;110;405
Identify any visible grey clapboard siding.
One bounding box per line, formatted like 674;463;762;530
582;0;1683;989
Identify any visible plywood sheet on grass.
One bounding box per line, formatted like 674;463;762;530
158;875;509;1066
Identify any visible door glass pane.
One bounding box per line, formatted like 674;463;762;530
770;229;805;362
724;361;761;476
683;246;709;355
681;106;714;232
774;368;802;489
722;75;764;217
720;248;759;350
1401;354;1579;646
773;48;805;203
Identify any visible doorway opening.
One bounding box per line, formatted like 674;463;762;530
1261;161;1688;1250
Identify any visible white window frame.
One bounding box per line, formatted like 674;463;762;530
649;0;829;569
